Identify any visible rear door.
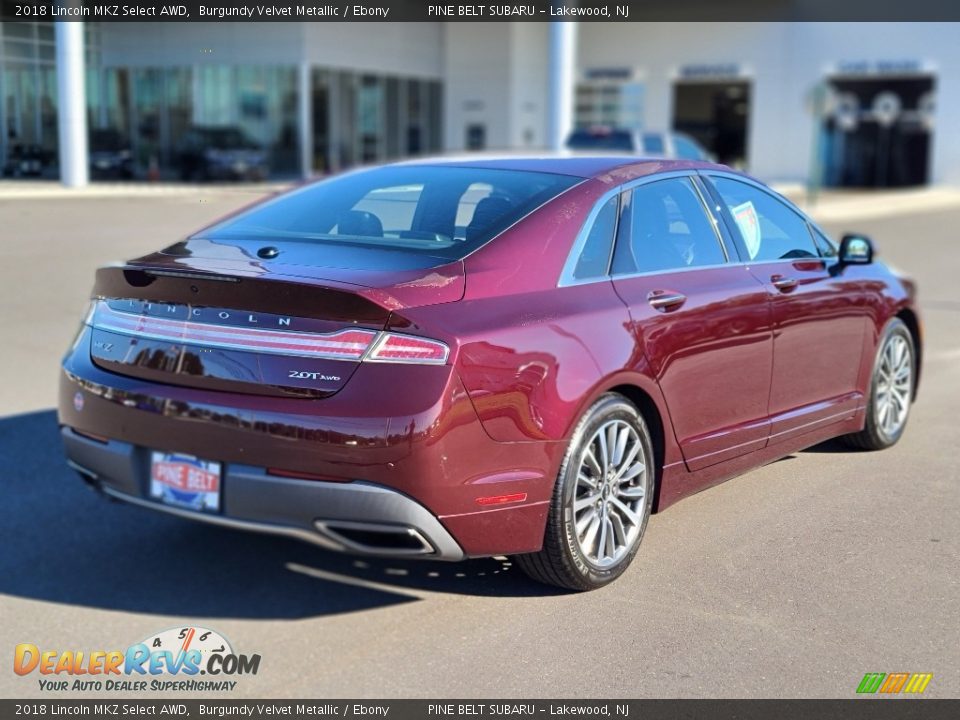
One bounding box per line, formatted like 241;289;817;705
702;173;867;441
610;174;774;471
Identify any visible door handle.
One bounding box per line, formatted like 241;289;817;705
771;274;798;292
647;290;687;311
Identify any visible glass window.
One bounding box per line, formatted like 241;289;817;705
811;226;838;258
566;128;635;152
203;166;580;262
673;134;707;161
572;195;618;280
612;178;726;274
711;177;820;261
642;133;665;154
351;184;424;235
455;182;493;233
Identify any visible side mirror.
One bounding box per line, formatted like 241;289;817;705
839;234;874;264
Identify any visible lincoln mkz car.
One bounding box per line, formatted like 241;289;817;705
59;156;921;590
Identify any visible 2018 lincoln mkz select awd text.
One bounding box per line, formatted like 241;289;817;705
59;156;921;590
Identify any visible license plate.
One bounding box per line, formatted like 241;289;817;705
149;451;221;512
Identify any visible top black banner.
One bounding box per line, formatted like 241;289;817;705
4;0;960;22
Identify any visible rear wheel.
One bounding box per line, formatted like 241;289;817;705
842;318;915;450
516;394;654;591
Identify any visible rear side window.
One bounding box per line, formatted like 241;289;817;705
612;177;727;275
710;177;820;261
203;166;580;261
572;195;619;281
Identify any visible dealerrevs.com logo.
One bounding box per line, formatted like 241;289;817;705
14;626;261;693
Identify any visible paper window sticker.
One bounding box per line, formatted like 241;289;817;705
731;200;761;260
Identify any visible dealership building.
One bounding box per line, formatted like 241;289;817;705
0;20;957;186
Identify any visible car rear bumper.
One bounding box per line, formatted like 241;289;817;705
59;344;562;558
63;426;467;560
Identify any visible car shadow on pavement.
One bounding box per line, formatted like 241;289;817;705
801;438;855;453
0;410;563;620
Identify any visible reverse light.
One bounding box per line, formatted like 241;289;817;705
365;332;450;365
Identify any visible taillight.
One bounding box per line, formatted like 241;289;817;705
92;301;378;360
90;300;450;365
365;332;449;365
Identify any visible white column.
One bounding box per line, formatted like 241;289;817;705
546;21;577;152
55;16;88;187
298;62;313;179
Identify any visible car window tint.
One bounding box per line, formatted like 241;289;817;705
204;166;580;260
454;182;494;239
573;195;618;280
612;177;726;274
811;226;839;258
351;184;424;236
711;177;820;261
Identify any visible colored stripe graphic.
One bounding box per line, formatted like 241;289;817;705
857;673;886;694
879;672;910;693
857;672;933;694
903;673;933;694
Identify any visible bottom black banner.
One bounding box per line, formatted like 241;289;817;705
1;700;958;720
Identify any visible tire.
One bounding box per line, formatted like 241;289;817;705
516;393;655;591
842;318;915;450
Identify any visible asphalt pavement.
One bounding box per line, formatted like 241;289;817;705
0;185;957;698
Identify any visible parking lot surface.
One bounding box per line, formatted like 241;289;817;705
0;186;957;698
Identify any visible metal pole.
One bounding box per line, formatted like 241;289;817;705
55;12;88;187
298;62;313;179
547;21;577;152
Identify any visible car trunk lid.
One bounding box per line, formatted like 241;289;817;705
85;241;463;397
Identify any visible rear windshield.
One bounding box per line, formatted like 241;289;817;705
566;129;635;152
201;166;580;261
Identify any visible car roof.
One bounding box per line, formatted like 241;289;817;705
394;153;729;181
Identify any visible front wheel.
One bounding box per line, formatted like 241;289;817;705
842;318;915;450
516;394;655;591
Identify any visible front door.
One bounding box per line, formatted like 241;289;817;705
705;174;867;443
610;175;774;471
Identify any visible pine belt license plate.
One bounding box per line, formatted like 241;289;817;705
149;451;221;512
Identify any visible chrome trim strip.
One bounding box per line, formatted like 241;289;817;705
91;301;378;362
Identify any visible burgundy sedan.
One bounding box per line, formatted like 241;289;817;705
59;156;921;590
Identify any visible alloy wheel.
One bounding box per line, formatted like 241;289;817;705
572;419;648;568
875;333;912;439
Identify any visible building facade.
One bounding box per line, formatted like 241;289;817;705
1;20;958;186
